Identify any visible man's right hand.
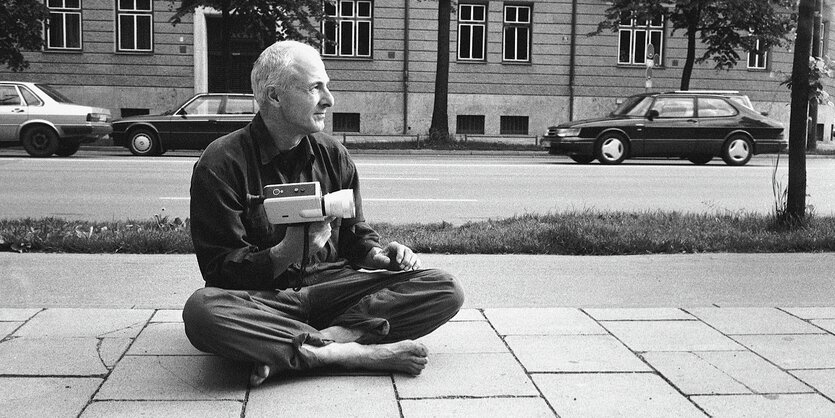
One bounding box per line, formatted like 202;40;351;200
271;218;333;264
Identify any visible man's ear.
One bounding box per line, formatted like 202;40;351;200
268;87;280;106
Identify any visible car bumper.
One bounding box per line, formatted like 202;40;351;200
754;140;788;155
60;123;113;142
542;136;595;155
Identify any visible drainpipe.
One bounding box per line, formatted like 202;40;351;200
402;0;411;134
568;0;577;121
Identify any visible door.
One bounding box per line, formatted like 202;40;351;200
0;85;28;142
642;96;698;156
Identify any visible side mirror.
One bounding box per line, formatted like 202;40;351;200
647;109;659;120
761;111;769;117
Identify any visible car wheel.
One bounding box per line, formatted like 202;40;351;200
721;135;753;166
595;133;628;164
22;126;60;157
687;154;713;165
55;139;81;157
128;128;160;156
569;154;595;164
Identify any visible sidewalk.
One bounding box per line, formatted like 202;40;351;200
1;253;834;417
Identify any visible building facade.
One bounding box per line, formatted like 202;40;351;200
3;0;834;142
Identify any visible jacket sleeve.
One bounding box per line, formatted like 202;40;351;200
337;158;382;263
190;163;289;290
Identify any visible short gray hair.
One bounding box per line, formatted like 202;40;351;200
250;41;320;108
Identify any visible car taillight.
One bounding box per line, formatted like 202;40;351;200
87;113;110;123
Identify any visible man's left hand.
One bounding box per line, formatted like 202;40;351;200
368;241;422;271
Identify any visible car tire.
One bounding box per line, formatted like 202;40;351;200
721;135;753;166
128;128;160;156
595;133;628;164
55;139;81;157
569;154;595;164
687;154;713;165
22;126;60;157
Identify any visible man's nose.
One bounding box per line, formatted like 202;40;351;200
320;87;334;108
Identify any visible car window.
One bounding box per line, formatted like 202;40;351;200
0;86;22;106
19;86;43;106
36;84;75;103
612;96;653;116
697;97;736;118
224;96;255;114
182;96;222;115
727;95;754;110
651;97;695;118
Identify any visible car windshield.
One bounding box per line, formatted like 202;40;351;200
36;84;75;104
611;96;653;116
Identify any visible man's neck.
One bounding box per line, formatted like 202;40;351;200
261;113;305;152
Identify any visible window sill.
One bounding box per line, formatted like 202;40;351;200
43;48;83;53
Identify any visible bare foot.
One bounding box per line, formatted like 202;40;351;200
304;340;429;375
250;364;275;387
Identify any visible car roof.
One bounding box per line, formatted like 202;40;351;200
664;90;744;95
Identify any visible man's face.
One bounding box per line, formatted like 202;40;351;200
275;51;334;136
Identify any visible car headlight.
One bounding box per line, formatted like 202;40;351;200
87;113;110;123
556;128;581;137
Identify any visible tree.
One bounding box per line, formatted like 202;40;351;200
428;0;452;142
170;0;330;92
0;0;48;72
593;0;794;90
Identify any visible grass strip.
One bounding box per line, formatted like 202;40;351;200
1;211;834;255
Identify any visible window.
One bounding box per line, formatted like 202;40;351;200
323;0;372;58
182;96;222;115
503;5;531;62
747;38;768;70
651;97;694;118
500;116;529;135
223;96;257;114
458;4;486;61
456;115;485;134
333;113;360;132
618;14;663;65
697;98;736;118
0;86;22;106
46;0;82;50
19;86;43;106
117;0;153;52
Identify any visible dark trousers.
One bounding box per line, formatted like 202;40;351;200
182;267;464;371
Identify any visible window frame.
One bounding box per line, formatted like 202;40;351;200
457;3;487;62
322;0;373;59
116;0;154;53
617;14;664;66
746;37;768;70
502;4;532;63
45;0;83;51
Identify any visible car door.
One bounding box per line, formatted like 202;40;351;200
213;95;256;145
0;84;28;142
693;97;739;155
163;95;223;149
642;96;697;156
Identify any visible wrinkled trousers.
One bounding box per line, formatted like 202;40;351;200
182;267;464;371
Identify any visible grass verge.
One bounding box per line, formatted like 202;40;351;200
2;210;834;254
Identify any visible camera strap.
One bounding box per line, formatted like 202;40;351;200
293;223;311;291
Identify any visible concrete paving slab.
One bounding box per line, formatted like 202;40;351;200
642;352;749;395
0;377;102;418
484;308;606;336
790;369;835;400
450;308;485;321
416;321;507;354
394;353;538;398
603;321;743;352
0;308;40;321
0;322;21;339
14;308;153;338
782;307;835;319
400;397;554;418
695;351;812;394
127;322;206;356
686;307;823;335
98;338;132;369
584;307;694;321
533;373;706;418
95;356;248;401
506;335;650;372
150;309;183;323
81;400;243;418
691;394;835;418
0;337;110;375
812;319;835;333
247;376;398;417
734;334;835;369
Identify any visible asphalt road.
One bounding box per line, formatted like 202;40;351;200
1;147;834;223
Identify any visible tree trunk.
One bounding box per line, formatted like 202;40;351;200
787;0;815;221
429;0;451;141
679;10;700;90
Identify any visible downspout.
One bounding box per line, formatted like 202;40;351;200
568;0;577;121
402;0;411;134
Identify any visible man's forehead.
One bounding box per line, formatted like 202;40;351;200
289;53;329;83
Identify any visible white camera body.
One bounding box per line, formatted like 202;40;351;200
262;182;355;224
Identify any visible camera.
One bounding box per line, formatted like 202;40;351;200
261;182;355;224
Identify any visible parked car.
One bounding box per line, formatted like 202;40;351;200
111;93;258;156
0;81;112;157
542;91;786;166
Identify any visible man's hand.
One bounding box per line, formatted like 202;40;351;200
366;241;422;271
270;218;333;265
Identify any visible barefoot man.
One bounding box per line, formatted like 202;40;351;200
183;40;464;386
